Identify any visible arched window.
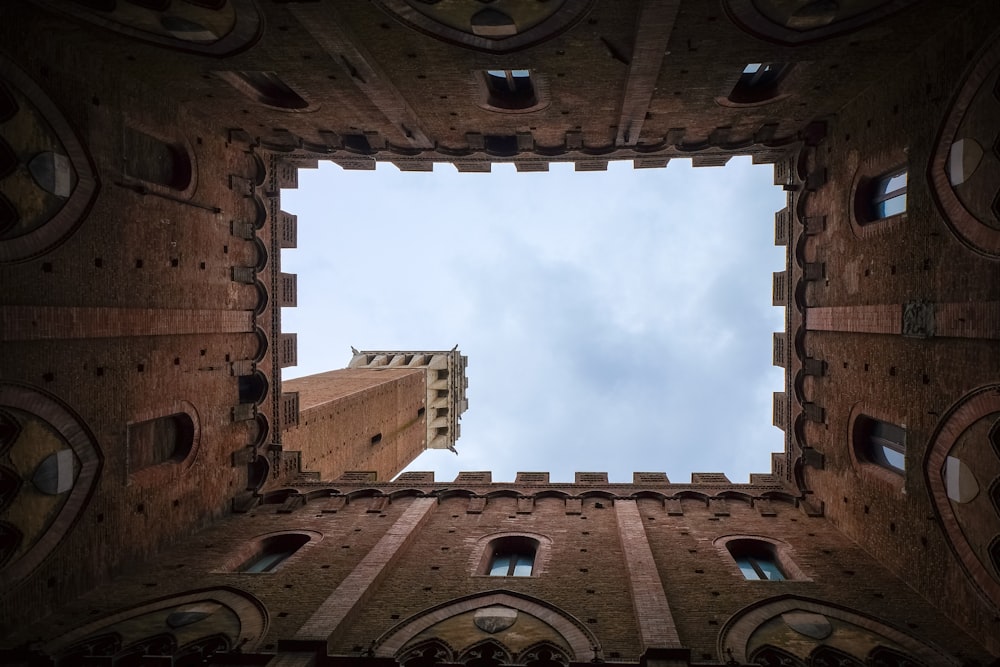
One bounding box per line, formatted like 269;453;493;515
238;371;268;405
484;70;536;110
122;127;192;191
239;533;310;573
485;536;538;577
217;71;310;110
854;415;906;474
128;413;195;472
857;167;907;223
727;63;790;104
725;538;785;580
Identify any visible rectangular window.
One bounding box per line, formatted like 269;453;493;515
872;169;907;219
735;555;785;580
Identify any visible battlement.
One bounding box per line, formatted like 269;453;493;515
349;349;469;451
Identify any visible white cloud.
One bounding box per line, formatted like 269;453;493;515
281;156;786;484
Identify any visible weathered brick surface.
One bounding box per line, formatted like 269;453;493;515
0;0;999;663
279;369;426;484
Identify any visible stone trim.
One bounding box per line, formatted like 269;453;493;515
0;306;254;341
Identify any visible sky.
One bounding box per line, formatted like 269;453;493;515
280;157;787;484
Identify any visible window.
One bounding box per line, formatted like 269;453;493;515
854;415;905;473
482;69;539;111
239;534;310;573
486;536;537;577
869;168;907;220
217;71;310;110
728;63;790;104
122;127;192;191
726;539;785;580
128;413;195;472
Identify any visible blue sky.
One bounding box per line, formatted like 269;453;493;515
281;157;786;484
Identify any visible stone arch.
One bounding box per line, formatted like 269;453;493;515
722;0;919;45
126;399;201;483
718;595;960;666
925;384;1000;609
31;0;262;56
372;0;594;54
374;591;600;662
0;56;98;264
237;370;268;405
0;383;101;589
216;529;322;574
845;402;908;491
929;28;1000;258
714;534;811;582
44;587;267;659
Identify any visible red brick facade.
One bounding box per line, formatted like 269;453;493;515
0;0;998;665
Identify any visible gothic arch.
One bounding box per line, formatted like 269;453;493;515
126;399;202;484
718;595;960;666
929;28;1000;258
722;0;920;45
373;591;601;661
44;587;267;659
0;56;98;263
0;383;101;589
925;384;1000;609
30;0;262;56
372;0;594;54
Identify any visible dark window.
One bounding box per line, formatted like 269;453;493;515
484;69;537;110
238;371;268;405
371;432;382;444
854;415;905;473
225;71;309;110
122;128;191;190
726;539;785;580
486;536;537;576
240;534;309;573
728;63;790;104
128;413;195;471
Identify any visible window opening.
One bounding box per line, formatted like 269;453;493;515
484;69;537;110
726;539;785;580
855;415;905;473
128;413;194;472
870;168;907;219
122;128;191;190
240;534;309;573
728;63;789;104
487;536;537;576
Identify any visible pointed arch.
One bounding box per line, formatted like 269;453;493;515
374;591;601;661
458;638;511;666
718;596;960;666
45;588;267;658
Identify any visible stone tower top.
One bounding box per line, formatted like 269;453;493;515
349;349;469;451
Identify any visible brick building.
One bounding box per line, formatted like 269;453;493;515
0;0;998;665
